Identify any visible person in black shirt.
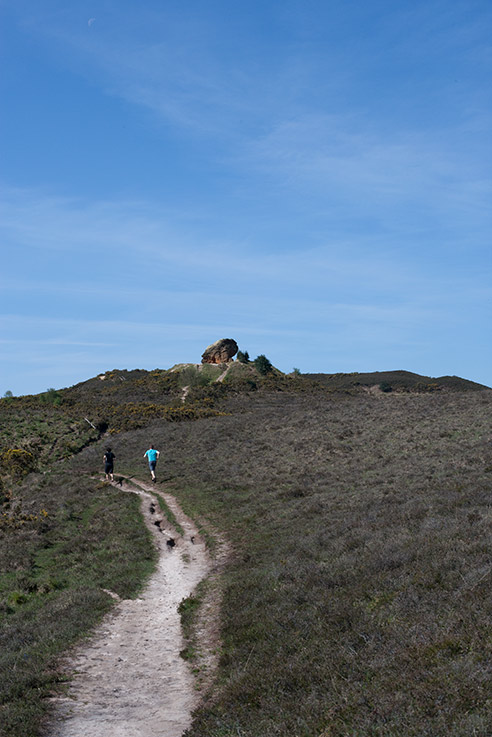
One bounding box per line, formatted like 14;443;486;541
103;447;115;481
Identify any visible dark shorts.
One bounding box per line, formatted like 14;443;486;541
149;461;157;471
105;463;114;473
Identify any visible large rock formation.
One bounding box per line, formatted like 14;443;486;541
201;338;238;365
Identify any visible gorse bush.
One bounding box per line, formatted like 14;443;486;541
0;486;49;530
98;401;228;433
1;448;36;480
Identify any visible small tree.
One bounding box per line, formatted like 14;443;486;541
292;368;301;376
254;354;273;375
3;390;13;404
237;350;250;364
41;388;62;406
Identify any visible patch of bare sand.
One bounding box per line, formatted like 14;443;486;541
46;478;224;737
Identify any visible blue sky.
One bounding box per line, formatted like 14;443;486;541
1;0;491;395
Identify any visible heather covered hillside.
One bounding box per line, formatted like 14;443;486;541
1;366;491;736
302;369;489;393
4;1;491;733
77;387;492;736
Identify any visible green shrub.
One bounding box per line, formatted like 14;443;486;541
40;388;62;406
178;366;213;389
237;350;250;364
254;354;273;375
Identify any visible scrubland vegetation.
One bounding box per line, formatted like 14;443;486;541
0;472;156;735
1;364;491;736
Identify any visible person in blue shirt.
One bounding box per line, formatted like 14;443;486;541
143;445;160;482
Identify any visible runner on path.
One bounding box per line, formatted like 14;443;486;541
103;447;115;481
143;445;160;482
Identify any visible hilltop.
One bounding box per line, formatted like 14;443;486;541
1;361;491;736
302;369;489;393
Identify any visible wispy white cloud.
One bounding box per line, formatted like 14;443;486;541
0;186;185;257
8;2;491;249
2;185;489;302
21;7;270;137
240;113;492;237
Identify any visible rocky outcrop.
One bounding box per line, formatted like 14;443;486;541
201;338;238;365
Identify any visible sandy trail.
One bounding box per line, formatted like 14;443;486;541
47;477;212;737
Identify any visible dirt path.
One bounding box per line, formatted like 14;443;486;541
47;477;214;737
216;363;233;382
